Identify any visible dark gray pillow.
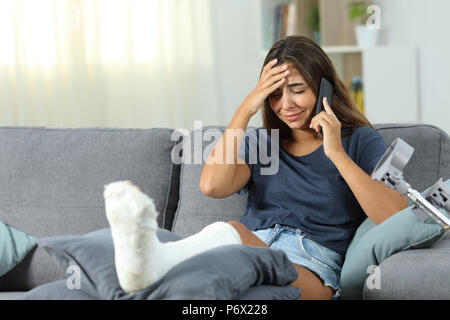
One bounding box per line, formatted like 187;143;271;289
134;245;301;300
39;228;300;300
20;280;96;300
20;281;298;301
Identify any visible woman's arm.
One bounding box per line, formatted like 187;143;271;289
329;151;408;224
199;105;252;198
310;97;408;224
199;58;288;198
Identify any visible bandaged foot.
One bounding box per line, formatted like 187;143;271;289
104;181;242;293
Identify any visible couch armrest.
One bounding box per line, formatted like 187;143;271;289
363;238;450;299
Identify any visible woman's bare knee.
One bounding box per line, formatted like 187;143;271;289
227;221;268;247
227;220;245;230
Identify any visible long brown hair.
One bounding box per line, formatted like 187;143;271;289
261;36;373;141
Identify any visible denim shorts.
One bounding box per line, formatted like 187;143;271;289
252;224;344;299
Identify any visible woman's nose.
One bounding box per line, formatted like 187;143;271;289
280;92;295;110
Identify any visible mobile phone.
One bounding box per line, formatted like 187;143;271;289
314;77;334;116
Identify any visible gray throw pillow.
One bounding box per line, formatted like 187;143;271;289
20;280;96;300
39;228;300;300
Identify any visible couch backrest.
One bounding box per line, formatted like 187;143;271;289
374;123;450;191
0;127;181;290
171;124;450;237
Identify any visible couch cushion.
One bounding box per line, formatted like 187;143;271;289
171;126;248;237
362;240;450;300
340;180;450;300
0;127;180;290
374;123;450;192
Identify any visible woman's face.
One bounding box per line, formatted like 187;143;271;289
268;62;317;131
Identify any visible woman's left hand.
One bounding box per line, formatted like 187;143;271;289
309;97;345;160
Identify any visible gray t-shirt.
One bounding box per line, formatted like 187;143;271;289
237;126;387;255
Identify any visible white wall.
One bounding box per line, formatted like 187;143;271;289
374;0;450;134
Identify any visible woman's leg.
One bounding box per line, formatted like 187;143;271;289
105;181;333;298
227;221;334;300
104;181;242;293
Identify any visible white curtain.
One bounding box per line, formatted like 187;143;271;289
0;0;220;130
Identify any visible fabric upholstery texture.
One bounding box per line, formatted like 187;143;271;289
171;126;249;237
362;240;450;300
0;127;180;290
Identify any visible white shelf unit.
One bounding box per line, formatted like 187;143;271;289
327;45;419;124
257;0;419;124
362;46;419;124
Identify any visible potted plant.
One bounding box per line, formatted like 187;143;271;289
308;3;320;45
348;1;379;48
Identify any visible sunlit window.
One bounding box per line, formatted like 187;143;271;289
0;0;15;66
131;0;159;63
0;0;161;67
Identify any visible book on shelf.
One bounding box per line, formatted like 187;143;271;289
347;76;365;115
273;2;297;44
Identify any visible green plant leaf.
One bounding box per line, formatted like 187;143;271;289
348;1;369;24
308;4;320;31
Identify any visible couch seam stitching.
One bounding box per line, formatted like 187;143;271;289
375;124;439;131
438;130;444;179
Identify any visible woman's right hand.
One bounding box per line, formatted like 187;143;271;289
240;58;289;116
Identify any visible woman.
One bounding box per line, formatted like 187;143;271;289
104;36;408;299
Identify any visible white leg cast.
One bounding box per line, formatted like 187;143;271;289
104;181;242;293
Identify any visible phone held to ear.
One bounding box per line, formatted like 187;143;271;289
314;77;334;116
313;77;334;134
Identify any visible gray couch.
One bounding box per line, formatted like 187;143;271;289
0;123;449;300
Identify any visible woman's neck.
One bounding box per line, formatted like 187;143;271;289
288;128;318;144
281;128;322;157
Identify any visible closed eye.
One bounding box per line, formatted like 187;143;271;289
270;90;304;98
